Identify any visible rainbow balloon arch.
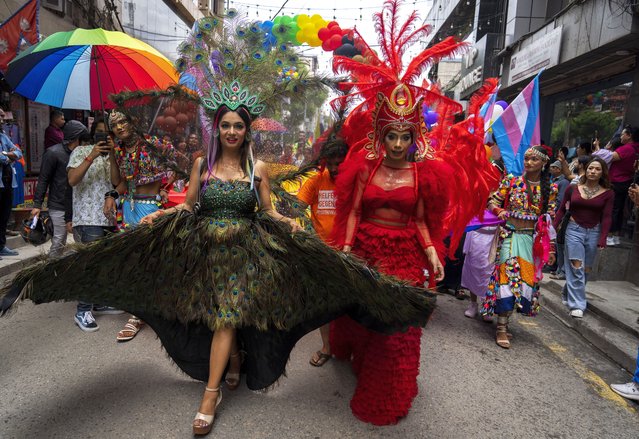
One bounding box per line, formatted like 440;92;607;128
237;11;368;61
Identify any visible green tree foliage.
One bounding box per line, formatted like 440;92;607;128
551;110;618;146
571;110;618;143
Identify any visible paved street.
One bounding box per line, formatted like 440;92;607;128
1;291;638;438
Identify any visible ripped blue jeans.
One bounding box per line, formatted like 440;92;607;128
563;221;600;311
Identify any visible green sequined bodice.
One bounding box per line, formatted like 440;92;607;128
200;179;257;218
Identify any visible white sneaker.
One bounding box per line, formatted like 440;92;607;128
570;309;584;318
606;236;616;246
614;236;621;245
464;303;477;318
610;382;639;401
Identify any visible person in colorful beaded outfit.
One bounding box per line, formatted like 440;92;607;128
104;110;176;341
483;145;558;348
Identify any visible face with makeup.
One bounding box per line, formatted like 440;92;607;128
383;129;413;162
218;111;247;150
523;151;546;174
111;116;133;141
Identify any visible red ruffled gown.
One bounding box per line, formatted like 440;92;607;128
330;158;441;426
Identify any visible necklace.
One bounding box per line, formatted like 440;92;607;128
582;184;600;199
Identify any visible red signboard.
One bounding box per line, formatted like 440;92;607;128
23;176;37;202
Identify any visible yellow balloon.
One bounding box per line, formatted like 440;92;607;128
309;37;322;47
310;14;323;22
352;54;365;63
296;30;307;43
303;25;316;40
297;14;310;25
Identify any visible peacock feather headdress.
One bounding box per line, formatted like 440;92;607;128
176;9;334;124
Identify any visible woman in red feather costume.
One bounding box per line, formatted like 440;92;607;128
329;1;501;425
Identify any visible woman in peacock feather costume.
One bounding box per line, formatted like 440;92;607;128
0;9;436;437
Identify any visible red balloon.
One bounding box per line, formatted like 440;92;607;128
176;113;189;126
155;115;165;128
321;39;332;51
173;99;189;114
330;26;342;36
329;35;342;51
317;27;331;41
175;126;186;135
327;21;339;29
163;106;177;118
164;116;177;132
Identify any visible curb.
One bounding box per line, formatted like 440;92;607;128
542;280;638;373
0;253;44;279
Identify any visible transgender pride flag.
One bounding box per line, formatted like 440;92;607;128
492;71;543;175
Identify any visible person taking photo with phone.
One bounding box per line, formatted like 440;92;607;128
66;118;123;332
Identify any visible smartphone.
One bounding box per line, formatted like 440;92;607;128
95;132;109;156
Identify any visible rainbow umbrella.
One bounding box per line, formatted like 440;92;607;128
5;28;178;110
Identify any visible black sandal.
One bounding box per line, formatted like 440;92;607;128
309;350;331;367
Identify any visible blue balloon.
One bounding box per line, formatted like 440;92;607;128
426;110;438;126
261;21;274;31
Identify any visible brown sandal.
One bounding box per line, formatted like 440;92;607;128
496;324;510;349
225;352;243;391
116;317;144;342
309;350;331;367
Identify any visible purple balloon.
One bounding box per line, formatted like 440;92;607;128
425;110;438;126
495;100;508;110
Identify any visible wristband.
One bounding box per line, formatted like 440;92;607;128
104;190;119;200
85;156;94;163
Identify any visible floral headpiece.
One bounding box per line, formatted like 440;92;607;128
201;80;265;118
366;83;433;160
108;110;128;126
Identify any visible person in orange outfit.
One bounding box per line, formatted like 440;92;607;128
297;137;348;366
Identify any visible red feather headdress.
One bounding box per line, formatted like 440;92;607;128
333;0;468;160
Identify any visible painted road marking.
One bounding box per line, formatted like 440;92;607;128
516;321;636;414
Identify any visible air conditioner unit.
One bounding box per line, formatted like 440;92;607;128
43;0;64;13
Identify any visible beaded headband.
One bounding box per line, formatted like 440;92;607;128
201;80;265;118
524;145;550;162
